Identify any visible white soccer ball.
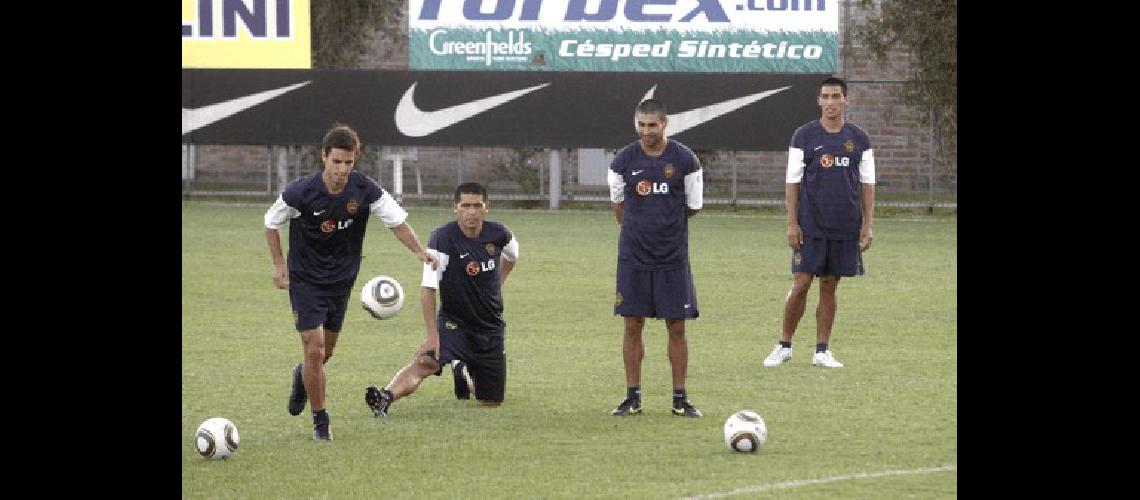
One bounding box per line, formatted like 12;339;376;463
724;410;768;453
361;275;405;320
195;417;240;459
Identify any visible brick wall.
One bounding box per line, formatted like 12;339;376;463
188;0;956;201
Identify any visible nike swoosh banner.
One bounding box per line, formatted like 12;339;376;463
182;69;823;150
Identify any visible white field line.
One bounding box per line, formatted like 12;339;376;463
681;464;957;499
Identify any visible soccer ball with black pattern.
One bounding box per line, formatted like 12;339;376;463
361;275;405;320
723;410;767;453
195;417;240;459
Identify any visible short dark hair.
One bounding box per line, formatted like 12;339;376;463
820;77;847;97
321;124;361;156
454;182;488;203
636;99;667;119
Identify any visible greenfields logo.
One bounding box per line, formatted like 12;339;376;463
429;30;534;66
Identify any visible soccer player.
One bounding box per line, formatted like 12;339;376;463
762;77;876;369
607;99;704;418
364;182;518;415
264;124;438;440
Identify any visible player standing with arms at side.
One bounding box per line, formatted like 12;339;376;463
608;99;705;418
762;77;876;369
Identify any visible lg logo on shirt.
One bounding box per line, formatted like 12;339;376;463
319;218;354;233
820;154;850;169
466;259;496;276
636;180;669;196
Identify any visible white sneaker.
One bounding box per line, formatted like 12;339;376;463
763;345;793;366
812;350;845;368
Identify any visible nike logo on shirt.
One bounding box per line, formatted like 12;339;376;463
632;170;644;175
394;82;550;137
459;253;470;258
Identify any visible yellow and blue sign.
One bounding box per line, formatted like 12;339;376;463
182;0;311;68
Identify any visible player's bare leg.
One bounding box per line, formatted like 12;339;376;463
781;272;815;341
667;319;701;417
612;316;646;415
387;353;440;399
298;328;328;412
299;327;333;439
366;353;438;417
665;319;687;388
811;276;845;368
622;316;645;387
323;331;339;364
815;276;840;345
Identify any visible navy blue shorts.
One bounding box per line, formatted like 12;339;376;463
792;237;864;277
614;263;699;320
288;287;350;332
433;318;506;402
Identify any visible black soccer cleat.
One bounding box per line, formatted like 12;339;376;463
611;397;642;416
365;385;393;417
452;361;474;400
288;363;307;416
313;424;333;441
672;400;703;418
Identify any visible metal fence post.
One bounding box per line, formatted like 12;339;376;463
549;149;561;210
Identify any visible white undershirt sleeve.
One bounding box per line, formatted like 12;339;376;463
684;169;703;210
264;195;300;229
420;249;448;289
860;149;876;184
369;191;409;228
501;236;519;262
607;169;625;203
786;147;805;183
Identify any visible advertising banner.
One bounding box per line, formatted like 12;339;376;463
182;0;311;69
409;0;837;72
183;69;824;150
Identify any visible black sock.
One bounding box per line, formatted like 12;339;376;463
312;409;329;427
673;388;687;407
382;388;394;401
816;343;828;353
779;340;792;349
626;386;641;401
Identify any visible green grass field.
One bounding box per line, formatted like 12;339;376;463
182;201;957;498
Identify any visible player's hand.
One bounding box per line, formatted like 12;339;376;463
787;225;803;251
415;337;440;361
859;224;873;252
420;250;439;270
272;263;289;289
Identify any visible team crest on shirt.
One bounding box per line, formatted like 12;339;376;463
320;220;336;233
466;261;481;276
346;199;359;215
636;180;652;196
615;292;623;306
820;154;835;168
844;140;855;153
663;163;675;179
485;243;497;255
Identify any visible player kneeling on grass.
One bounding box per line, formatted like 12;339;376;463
365;183;519;415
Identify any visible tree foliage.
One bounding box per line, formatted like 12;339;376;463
311;0;406;69
850;0;957;144
493;147;544;193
